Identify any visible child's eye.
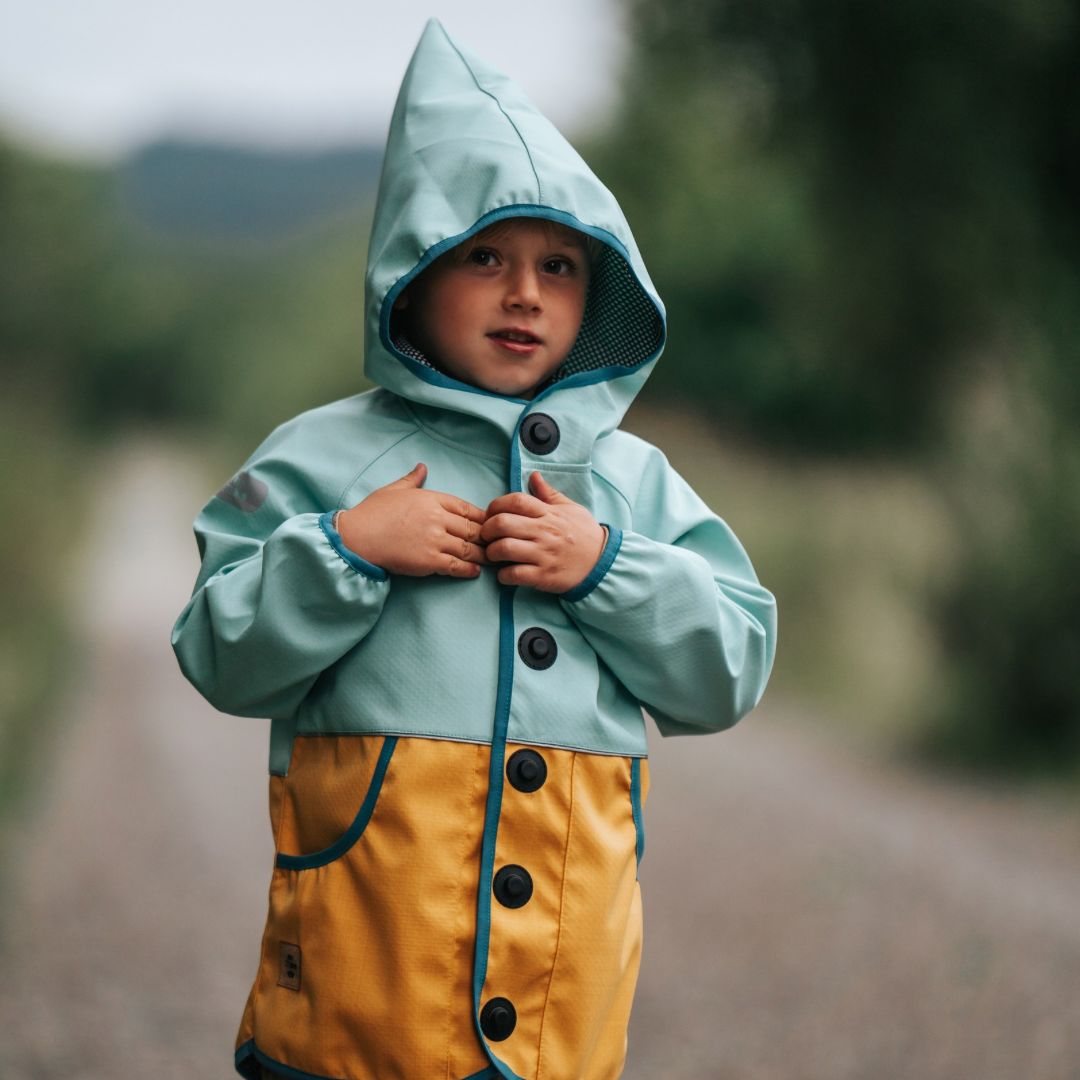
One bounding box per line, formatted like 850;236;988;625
542;257;576;275
469;248;498;267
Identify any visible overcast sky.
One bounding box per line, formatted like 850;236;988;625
0;0;625;159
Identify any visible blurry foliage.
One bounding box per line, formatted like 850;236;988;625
597;0;1080;773
0;136;375;838
5;0;1080;783
0;137;375;444
596;0;1080;451
926;316;1080;773
0;411;76;835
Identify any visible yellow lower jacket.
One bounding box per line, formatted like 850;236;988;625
235;735;648;1080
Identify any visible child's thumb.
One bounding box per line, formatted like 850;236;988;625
529;471;571;504
386;463;427;490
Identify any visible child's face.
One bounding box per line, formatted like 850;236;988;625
394;218;590;400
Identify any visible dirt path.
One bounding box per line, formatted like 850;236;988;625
2;443;1079;1080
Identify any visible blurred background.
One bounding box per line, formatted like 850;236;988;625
1;1;1079;1077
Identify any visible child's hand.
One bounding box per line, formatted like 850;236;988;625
336;464;489;578
482;472;606;591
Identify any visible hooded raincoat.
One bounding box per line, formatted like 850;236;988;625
172;20;777;1080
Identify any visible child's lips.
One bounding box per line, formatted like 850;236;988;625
488;328;542;355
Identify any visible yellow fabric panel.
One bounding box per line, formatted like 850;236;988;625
238;736;491;1080
277;734;385;855
484;749;644;1080
237;735;646;1080
536;754;646;1080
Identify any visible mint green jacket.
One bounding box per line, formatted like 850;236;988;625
172;20;776;1080
171;21;776;772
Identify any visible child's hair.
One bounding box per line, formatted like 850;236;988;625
447;217;606;270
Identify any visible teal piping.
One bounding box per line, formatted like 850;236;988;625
275;736;398;870
630;757;645;874
471;584;525;1080
234;1039;497;1080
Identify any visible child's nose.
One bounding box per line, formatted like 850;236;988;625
504;267;542;311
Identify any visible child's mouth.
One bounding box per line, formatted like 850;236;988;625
488;329;541;354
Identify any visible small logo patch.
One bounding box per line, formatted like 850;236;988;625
278;942;301;990
216;471;268;513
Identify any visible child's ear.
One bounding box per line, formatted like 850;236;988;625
393;291;410;310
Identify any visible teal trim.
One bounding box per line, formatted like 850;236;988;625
509;407;526;494
471;585;526;1080
268;715;297;776
630;757;645;873
560;525;623;602
234;1039;260;1080
318;511;388;582
380;204;663;399
275;736;398;870
235;1039;498;1080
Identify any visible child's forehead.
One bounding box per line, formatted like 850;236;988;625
464;217;587;250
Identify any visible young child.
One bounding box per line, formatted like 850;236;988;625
172;19;776;1080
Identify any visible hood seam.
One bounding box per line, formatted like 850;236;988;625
441;26;542;205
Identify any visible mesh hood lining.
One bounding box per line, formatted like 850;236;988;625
385;241;664;392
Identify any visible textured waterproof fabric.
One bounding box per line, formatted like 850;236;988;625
171;18;777;1080
235;736;648;1080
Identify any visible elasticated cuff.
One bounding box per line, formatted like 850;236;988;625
559;524;622;602
318;511;388;582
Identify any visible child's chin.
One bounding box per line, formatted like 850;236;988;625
476;376;539;399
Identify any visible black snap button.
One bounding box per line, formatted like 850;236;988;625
493;864;534;909
506;748;547;793
520;413;560;455
518;628;557;670
480;997;517;1041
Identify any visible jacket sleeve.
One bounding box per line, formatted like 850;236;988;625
559;449;777;737
170;457;391;720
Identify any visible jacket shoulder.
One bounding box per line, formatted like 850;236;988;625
241;389;421;509
200;389;421;541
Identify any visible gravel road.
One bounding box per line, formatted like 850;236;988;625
1;443;1078;1080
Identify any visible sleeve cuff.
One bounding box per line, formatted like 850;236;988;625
559;524;623;602
318;511;389;582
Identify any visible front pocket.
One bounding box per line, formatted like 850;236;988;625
275;735;397;870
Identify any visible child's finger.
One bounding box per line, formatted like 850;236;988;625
528;471;574;504
441;537;491;565
497;562;542;587
485;491;546;518
443;511;486;544
438;492;487;523
436;553;484;578
480;512;540;543
485;537;539;565
383;463;427;489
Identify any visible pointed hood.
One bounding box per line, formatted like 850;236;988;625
364;19;665;460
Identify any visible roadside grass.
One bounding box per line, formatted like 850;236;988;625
0;412;84;873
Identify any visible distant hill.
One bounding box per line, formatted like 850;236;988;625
118;140;384;240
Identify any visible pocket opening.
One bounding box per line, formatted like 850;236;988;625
275;736;398;871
